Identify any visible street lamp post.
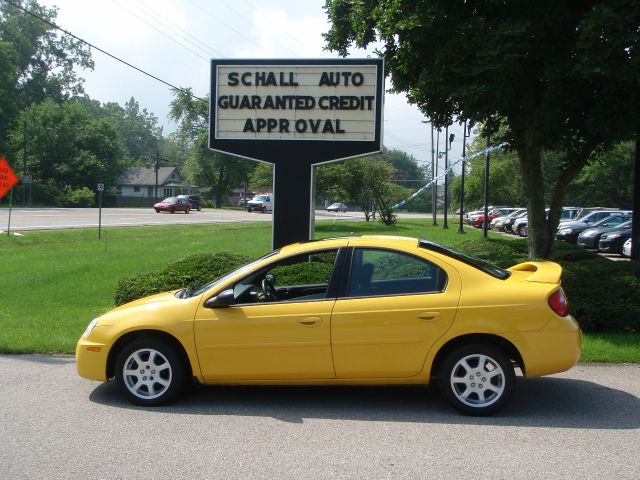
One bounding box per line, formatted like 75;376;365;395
483;134;491;238
422;120;437;226
443;128;455;230
458;120;474;234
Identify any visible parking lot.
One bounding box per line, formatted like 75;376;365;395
1;355;638;480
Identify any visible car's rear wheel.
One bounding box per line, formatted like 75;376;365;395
438;344;514;416
115;339;186;406
185;208;190;214
170;208;175;214
155;209;160;213
262;206;267;213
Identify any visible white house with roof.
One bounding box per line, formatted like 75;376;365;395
113;166;194;206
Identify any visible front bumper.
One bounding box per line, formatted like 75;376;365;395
76;338;109;381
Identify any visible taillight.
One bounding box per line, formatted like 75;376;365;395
548;289;569;317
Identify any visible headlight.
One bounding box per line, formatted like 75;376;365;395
607;234;621;239
558;228;573;235
82;317;100;339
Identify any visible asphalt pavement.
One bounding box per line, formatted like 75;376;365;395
1;355;638;479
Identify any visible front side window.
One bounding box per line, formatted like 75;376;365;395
348;248;447;298
233;250;338;304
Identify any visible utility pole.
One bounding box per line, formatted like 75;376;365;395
632;130;639;261
23;118;27;205
154;151;160;202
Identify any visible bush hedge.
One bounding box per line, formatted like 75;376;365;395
114;252;250;306
114;240;640;333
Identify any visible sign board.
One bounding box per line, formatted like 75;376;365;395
97;183;104;192
0;157;19;200
209;58;384;164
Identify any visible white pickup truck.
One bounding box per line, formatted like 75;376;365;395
246;194;273;213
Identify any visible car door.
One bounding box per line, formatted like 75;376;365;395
331;247;461;379
194;249;340;381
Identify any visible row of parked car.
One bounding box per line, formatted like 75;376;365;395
466;206;633;256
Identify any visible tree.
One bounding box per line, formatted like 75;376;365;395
169;88;254;207
0;0;93;153
8;98;123;205
317;156;410;223
324;0;640;258
103;98;162;164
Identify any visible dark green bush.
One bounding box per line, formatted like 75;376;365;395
114;252;251;306
457;238;640;333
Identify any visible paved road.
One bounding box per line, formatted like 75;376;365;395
1;355;638;479
0;207;368;232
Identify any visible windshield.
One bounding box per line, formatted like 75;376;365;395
162;197;177;204
418;240;511;280
186;249;281;297
254;195;268;201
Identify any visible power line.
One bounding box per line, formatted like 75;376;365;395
1;0;206;101
112;0;211;61
115;0;225;59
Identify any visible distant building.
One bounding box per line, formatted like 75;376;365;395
113;166;194;207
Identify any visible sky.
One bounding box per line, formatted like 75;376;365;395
39;0;471;176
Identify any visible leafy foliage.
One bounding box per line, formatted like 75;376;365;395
7;98;123;204
114;252;251;306
324;0;640;258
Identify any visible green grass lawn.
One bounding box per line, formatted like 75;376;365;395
1;219;638;363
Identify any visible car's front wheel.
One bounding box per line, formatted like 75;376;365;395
115;339;186;406
438;344;514;415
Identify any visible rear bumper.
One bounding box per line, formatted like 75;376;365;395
503;315;581;378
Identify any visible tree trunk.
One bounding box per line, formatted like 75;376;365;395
544;145;595;258
519;127;547;259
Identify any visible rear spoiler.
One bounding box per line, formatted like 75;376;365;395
507;261;562;284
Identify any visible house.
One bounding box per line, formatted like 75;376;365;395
113;166;194;207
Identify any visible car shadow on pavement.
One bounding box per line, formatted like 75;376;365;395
89;376;640;429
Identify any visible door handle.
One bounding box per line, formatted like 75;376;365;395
418;312;440;321
298;316;321;326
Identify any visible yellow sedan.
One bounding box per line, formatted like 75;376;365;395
76;236;581;415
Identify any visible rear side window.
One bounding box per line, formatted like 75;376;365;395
348;248;447;298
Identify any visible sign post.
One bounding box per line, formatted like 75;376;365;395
209;58;384;248
0;157;20;236
97;183;104;240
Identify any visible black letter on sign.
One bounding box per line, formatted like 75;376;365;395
228;72;239;86
351;72;364;86
243;119;255;133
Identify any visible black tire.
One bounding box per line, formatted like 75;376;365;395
170;208;176;214
197;205;202;211
185;208;190;214
115;338;186;406
155;209;160;213
262;206;267;213
438;344;515;416
517;225;526;237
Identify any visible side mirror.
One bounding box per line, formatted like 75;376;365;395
204;289;235;308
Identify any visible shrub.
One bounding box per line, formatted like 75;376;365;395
64;187;96;207
457;238;640;333
114;252;251;306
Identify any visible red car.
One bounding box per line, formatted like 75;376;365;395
154;196;191;213
472;208;519;228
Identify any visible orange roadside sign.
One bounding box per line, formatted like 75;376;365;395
0;156;19;199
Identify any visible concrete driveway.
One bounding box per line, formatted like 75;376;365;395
1;355;638;479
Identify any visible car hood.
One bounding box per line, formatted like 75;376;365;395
112;291;180;312
558;221;588;229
